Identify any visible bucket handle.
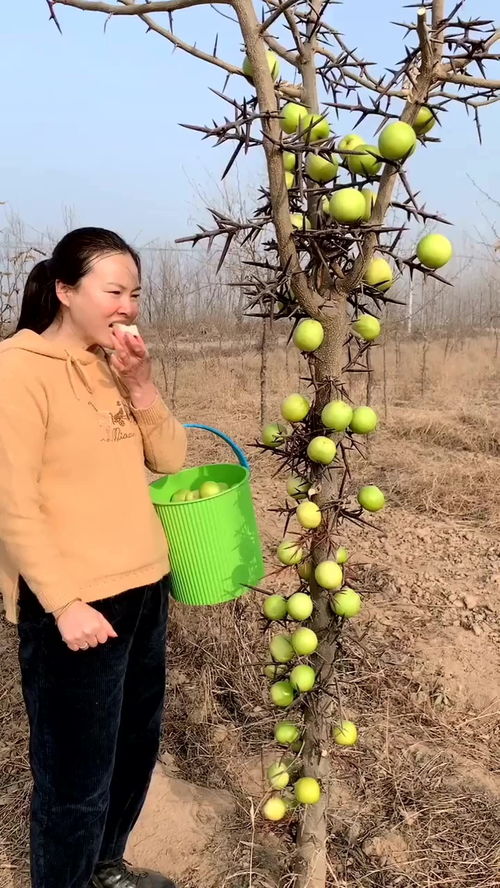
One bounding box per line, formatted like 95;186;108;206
183;423;250;472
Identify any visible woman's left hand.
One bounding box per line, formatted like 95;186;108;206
110;327;157;407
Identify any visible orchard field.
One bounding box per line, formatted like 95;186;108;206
1;327;499;888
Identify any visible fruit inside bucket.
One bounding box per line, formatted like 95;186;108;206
150;463;243;505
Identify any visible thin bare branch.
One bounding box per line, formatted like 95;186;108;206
317;46;408;98
439;69;500;89
262;33;300;68
55;0;227;12
260;0;300;35
417;7;433;72
46;0;63;31
54;0;304;95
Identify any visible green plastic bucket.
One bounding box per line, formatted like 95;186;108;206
149;423;264;606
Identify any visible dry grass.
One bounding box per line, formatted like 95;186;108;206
1;332;499;888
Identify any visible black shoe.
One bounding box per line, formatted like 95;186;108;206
91;858;178;888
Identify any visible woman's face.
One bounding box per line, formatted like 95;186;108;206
57;251;141;349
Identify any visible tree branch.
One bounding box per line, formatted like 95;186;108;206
54;0;303;95
345;4;440;293
260;0;299;34
55;0;227;12
317;45;408;98
432;0;446;55
232;0;319;321
417;7;433;73
438;69;500;90
264;0;304;57
262;33;300;68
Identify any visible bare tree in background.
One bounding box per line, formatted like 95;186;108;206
0;213;46;336
45;1;499;885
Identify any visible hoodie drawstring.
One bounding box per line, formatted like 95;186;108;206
65;352;94;401
105;354;130;400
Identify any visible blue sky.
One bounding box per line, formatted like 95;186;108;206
2;0;499;251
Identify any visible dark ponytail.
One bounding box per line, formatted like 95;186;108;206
16;259;59;334
16;227;141;335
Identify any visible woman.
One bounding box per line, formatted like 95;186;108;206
0;227;186;888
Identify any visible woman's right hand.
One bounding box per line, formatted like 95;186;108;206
55;601;118;651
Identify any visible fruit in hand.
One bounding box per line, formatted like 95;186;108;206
114;323;139;337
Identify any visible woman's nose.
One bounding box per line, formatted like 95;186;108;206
117;295;137;318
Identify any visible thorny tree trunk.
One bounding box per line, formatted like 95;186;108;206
235;0;444;888
230;0;446;882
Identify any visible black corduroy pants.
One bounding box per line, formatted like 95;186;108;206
17;574;170;888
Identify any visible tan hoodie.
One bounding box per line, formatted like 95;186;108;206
0;330;187;623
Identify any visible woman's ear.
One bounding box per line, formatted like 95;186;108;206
55;280;72;309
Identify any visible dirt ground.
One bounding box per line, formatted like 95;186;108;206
1;333;499;887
